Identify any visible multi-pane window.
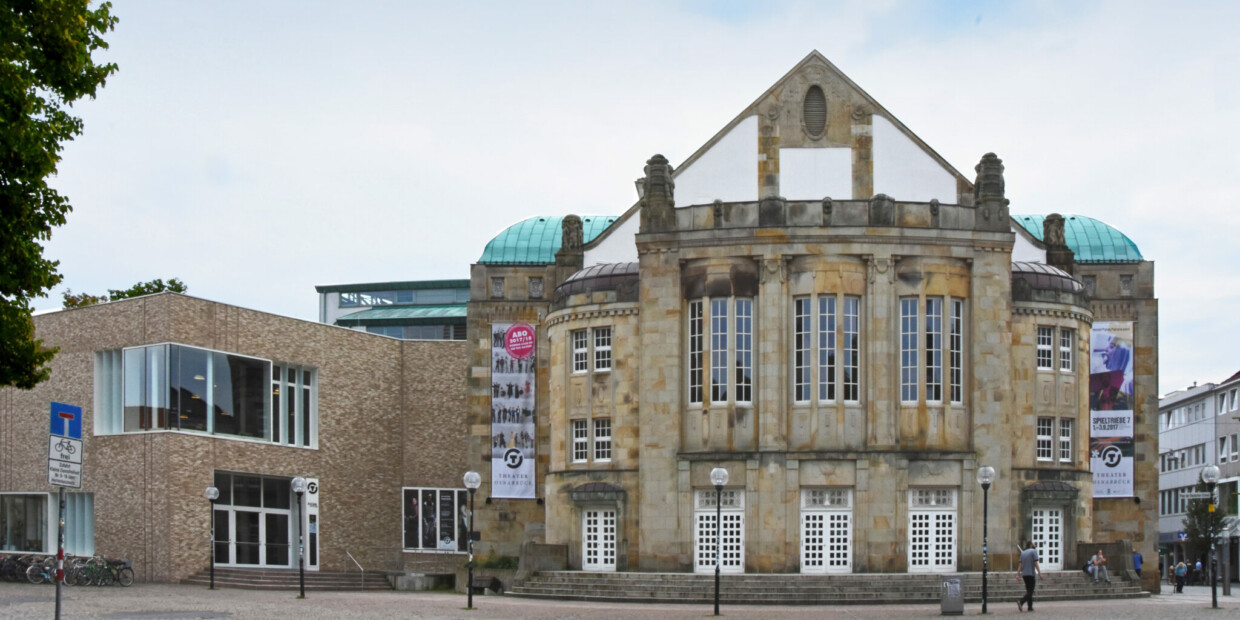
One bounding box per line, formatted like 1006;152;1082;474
900;299;919;402
1059;329;1074;372
796;295;861;404
593;418;612;462
571;418;612;464
908;489;956;572
593;328;612;372
96;344;315;446
572;419;589;462
925;298;943;403
689;298;754;406
901;297;963;405
711;300;729;402
572;330;589;373
1231;434;1238;461
735;300;753;404
1059;419;1073;463
801;488;852;574
1036;417;1054;461
402;487;469;552
1036;326;1054;369
694;489;744;574
949;300;963;403
1222;437;1230;464
689;301;704;404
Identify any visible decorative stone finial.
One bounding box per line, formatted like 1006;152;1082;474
973;153;1010;230
1043;213;1075;274
555;214;584;269
640;154;675;233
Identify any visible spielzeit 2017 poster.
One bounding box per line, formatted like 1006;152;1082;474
491;323;536;499
1089;321;1135;498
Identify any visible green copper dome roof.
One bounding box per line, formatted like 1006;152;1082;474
1013;214;1143;263
478;215;618;265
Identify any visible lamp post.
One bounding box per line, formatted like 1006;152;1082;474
976;466;996;614
463;471;481;610
204;486;219;590
291;477;307;599
1203;465;1221;609
709;467;729;617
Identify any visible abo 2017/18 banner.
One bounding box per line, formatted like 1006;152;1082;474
491;323;536;499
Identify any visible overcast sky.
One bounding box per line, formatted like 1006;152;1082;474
44;1;1239;396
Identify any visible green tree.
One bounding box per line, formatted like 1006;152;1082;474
1183;482;1227;565
63;278;187;309
0;0;117;388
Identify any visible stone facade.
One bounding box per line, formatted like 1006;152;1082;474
0;293;466;582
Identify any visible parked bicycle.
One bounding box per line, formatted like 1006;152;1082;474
25;556;60;585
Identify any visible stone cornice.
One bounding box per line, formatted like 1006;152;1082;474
545;305;639;328
1012;304;1093;323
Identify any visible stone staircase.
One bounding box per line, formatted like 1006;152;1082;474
508;570;1147;605
182;567;393;591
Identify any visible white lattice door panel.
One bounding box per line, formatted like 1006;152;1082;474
582;509;617;572
909;511;956;572
695;512;745;574
801;511;852;573
1031;508;1063;570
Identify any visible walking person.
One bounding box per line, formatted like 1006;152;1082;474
1175;560;1187;593
1133;549;1143;578
1016;540;1042;612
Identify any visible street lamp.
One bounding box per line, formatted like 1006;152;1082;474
1202;465;1221;609
204;486;219;590
463;471;481;610
710;467;729;616
291;477;307;599
976;466;996;614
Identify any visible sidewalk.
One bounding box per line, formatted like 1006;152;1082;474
0;581;1235;620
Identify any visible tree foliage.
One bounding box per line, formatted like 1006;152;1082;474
1183;482;1227;563
0;0;117;388
63;278;187;309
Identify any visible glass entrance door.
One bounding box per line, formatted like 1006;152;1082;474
582;509;616;572
1031;508;1063;570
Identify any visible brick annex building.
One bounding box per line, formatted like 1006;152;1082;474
0;52;1158;589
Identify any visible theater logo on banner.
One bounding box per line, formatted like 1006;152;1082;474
1089;321;1135;497
491;323;536;499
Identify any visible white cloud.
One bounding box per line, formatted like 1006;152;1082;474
42;0;1240;394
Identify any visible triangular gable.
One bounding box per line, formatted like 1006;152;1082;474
586;51;975;262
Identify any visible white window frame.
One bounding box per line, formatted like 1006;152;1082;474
1058;418;1073;463
692;298;754;407
711;299;729;403
1031;507;1064;570
689;301;703;405
571;419;589;462
402;486;468;553
1059;329;1074;372
1036;326;1053;370
842;296;860;402
794;297;812;403
925;298;943;403
1036;417;1054;461
572;330;589;374
593;327;612;372
949;299;963;404
735;299;753;404
800;488;852;574
1222;437;1230;464
900;298;919;403
593;418;612;462
818;296;836;403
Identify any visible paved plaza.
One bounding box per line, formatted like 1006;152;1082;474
0;582;1236;620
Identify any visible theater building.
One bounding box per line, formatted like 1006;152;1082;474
0;52;1158;588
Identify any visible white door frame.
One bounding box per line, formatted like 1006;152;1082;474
800;488;852;574
907;488;957;573
1031;506;1064;571
694;489;744;574
581;508;617;572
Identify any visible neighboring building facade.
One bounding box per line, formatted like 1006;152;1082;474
0;293;467;582
1158;370;1240;570
464;51;1161;589
317;279;469;340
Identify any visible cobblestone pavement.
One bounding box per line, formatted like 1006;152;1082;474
0;582;1236;620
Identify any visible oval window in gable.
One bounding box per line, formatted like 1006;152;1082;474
803;85;827;138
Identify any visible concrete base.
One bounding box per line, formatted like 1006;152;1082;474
392;573;453;591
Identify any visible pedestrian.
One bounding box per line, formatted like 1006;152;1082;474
1175;560;1187;593
1016;540;1042;612
1195;558;1203;585
1091;549;1111;584
1133;549;1143;578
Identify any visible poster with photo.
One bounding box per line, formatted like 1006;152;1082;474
491;323;536;499
1089;321;1134;498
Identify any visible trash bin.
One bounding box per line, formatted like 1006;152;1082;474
940;578;963;615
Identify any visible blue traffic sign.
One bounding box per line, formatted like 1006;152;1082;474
49;402;82;440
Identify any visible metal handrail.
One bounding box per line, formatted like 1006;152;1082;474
346;551;365;589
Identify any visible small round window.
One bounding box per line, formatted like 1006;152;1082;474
803;85;826;137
